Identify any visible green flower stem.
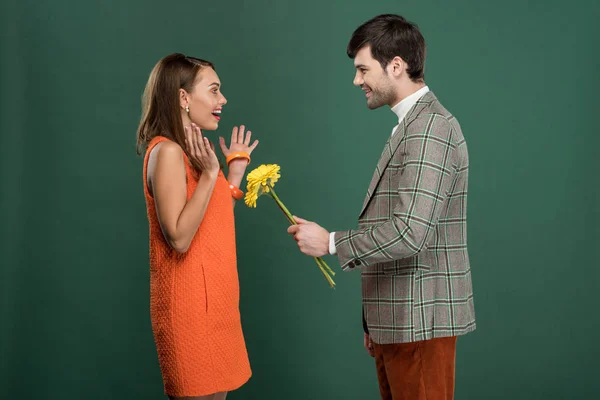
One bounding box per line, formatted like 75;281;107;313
268;187;296;224
271;188;336;275
268;185;336;288
317;257;336;277
316;259;335;287
315;258;336;288
270;195;295;225
317;258;337;287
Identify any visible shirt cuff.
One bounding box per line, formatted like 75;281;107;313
329;232;337;255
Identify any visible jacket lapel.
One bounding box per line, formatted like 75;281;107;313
358;92;436;217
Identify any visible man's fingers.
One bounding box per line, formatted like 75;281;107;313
293;216;310;224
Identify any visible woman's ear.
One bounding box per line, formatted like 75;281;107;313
179;88;189;110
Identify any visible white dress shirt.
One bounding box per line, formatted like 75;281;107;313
329;86;430;255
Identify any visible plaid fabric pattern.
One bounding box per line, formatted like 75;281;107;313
334;92;476;344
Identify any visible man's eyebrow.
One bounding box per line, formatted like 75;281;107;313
208;82;221;87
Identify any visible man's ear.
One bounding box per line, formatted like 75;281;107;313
389;56;406;78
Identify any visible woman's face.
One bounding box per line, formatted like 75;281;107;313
181;67;227;131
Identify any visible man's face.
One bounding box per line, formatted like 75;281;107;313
353;46;396;109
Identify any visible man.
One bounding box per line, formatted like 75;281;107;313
287;14;476;400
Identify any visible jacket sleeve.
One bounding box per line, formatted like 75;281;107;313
335;115;458;271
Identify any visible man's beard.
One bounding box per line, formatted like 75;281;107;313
366;78;396;110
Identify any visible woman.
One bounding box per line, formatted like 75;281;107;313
136;53;258;400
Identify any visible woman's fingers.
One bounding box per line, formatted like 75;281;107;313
237;125;245;143
184;126;192;154
231;126;238;144
189;124;199;157
218;136;228;154
249;139;259;152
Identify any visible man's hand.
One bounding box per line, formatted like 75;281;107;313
364;333;374;357
287;216;330;257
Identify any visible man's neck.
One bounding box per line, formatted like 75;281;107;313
390;81;426;108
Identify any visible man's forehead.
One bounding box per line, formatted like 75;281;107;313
354;46;374;66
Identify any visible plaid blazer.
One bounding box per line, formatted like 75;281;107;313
334;91;476;344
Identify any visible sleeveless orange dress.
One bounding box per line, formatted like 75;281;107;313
143;136;251;396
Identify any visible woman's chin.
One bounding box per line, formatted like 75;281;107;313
192;122;217;131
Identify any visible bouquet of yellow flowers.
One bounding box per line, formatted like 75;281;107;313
244;164;336;288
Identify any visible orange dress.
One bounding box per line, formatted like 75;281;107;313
143;136;251;396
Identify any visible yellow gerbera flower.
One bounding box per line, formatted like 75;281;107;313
244;184;260;208
244;164;281;207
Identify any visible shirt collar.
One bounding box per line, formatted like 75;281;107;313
391;85;430;124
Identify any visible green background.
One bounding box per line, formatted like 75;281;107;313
1;0;598;398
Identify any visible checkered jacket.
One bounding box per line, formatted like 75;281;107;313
334;91;476;344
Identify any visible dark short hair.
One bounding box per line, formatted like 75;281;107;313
347;14;426;82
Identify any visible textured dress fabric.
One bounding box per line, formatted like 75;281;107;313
143;136;251;396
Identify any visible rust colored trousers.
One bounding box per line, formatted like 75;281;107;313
372;336;457;400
